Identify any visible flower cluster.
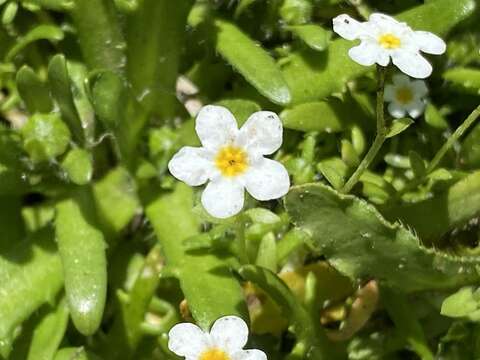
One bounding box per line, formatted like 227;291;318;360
168;105;290;219
168;315;267;360
333;13;446;79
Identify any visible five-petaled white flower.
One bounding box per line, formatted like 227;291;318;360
168;105;290;219
168;315;267;360
332;13;446;79
385;74;428;119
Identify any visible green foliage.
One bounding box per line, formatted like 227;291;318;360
0;0;479;358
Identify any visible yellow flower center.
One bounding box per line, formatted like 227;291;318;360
215;145;248;177
378;33;401;49
199;348;230;360
395;87;413;104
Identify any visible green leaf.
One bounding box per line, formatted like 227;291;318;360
341;139;360;167
441;286;480;320
282;0;476;104
444;67;480;95
69;0;126;74
409;150;427;179
239;265;334;359
382;288;434;360
145;183;248;329
285;183;480;292
287;24;332;51
18;0;74;11
25;299;69;360
2;2;18;25
279;0;312;25
5;25;64;62
61;148;93;185
21;113;71;163
48;54;85;145
383;171;480;242
215;99;261;125
54;347;100;360
386;118;414;138
214;18;291;105
317;157;349;190
425;103;449;130
0;228;63;340
93;167;140;236
255;233;277;272
55;187;107;336
16;66;53;114
280;100;348;133
125;0;193;119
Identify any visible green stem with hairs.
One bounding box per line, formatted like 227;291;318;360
342;65;388;193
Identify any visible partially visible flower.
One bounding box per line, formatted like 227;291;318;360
332;13;446;79
168;315;267;360
168;105;290;219
385;74;428;119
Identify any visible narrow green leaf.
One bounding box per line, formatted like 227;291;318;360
255;233;277;272
0;228;63;339
444;67;480;95
317;157;349;190
279;0;312;25
48;54;85;145
146;183;248;329
54;347;100;360
2;2;18;25
409;150;427;179
5;25;64;62
215;18;291;105
341;139;360;167
285;183;480;292
18;0;74;11
386;118;414;138
287;24;332;51
441;286;480;320
126;0;193;119
25;299;69;360
16;66;53;114
69;0;126;75
56;187;107;336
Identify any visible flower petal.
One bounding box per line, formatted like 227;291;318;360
413;31;446;55
391;51;432;79
369;13;400;28
232;350;268;360
392;74;410;86
332;14;366;40
201;179;244;218
245;158;290;201
411;80;428;98
388;102;407;119
237;111;283;155
168;323;208;358
168;146;214;186
406;99;426;119
196;105;239;150
210;316;249;352
348;41;384;67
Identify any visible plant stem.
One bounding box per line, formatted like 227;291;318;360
426;104;480;173
342;65;387;193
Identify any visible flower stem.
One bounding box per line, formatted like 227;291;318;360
342;65;388;194
426;104;480;173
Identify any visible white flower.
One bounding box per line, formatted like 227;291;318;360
168;315;267;360
384;74;428;118
168;105;290;219
332;13;446;79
